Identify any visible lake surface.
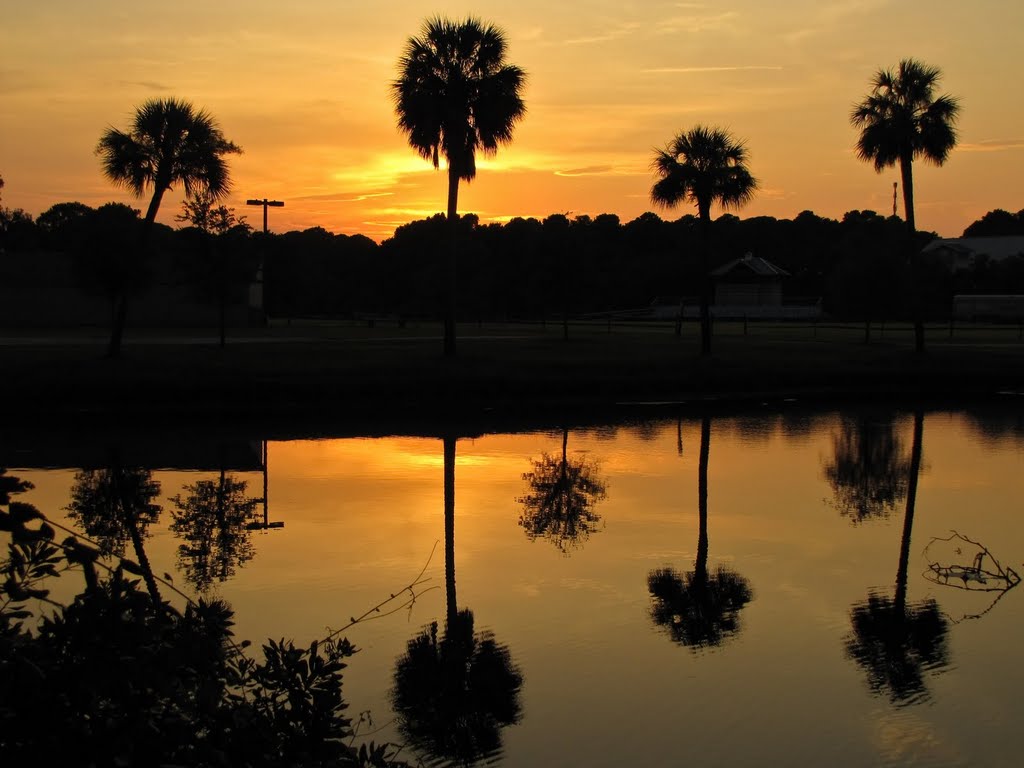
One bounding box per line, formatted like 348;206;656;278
8;405;1024;767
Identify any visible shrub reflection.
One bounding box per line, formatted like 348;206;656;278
518;426;607;554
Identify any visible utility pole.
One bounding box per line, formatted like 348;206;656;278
246;198;285;234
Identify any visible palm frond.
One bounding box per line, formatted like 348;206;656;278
851;58;959;172
392;16;526;186
649;125;757;216
96;97;241;207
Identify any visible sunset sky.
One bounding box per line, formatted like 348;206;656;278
3;0;1022;241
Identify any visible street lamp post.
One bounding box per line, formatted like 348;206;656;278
247;439;284;531
246;198;285;234
245;198;284;325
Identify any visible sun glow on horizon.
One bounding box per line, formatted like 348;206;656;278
3;0;1023;240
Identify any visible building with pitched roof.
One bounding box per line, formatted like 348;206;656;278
921;236;1024;271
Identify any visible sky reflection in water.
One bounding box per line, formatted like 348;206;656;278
9;407;1024;767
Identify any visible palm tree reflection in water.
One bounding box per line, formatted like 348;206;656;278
648;416;753;650
844;412;950;705
392;437;523;766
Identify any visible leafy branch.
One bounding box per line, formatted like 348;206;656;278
1;475;431;767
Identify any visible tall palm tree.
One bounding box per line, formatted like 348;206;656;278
651;126;757;354
851;59;960;353
96;98;242;356
392;16;526;357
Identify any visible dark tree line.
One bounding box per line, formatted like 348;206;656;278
5;201;1024;329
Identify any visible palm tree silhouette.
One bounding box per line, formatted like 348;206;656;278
168;467;261;592
96;97;241;356
823;412;911;524
648;416;753;649
392;17;526;357
391;436;523;765
851;59;960;353
518;427;607;554
651;126;758;353
844;412;949;704
65;463;163;605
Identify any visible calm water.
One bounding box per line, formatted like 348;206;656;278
8;406;1024;767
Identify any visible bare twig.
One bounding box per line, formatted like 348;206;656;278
323;540;440;643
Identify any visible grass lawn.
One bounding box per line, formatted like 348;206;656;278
2;318;1023;427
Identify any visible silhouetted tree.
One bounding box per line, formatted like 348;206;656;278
826;210;907;329
648;416;753;649
651;126;758;352
391;437;523;765
844;412;949;703
0;175;37;253
824;413;911;523
176;193;254;346
169;468;261;592
36;201;94;251
96;97;241;356
392;16;526;356
65;464;163;606
852;59;960;352
962;209;1024;237
541;213;574;338
518;427;607;553
74;203;149;327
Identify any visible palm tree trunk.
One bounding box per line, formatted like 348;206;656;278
107;187;165;358
445;170;459;358
107;293;129;358
444;436;457;625
899;157;925;353
899;157;916;234
110;457;163;610
143;186;167;230
695;415;710;584
698;206;713;356
894;411;924;613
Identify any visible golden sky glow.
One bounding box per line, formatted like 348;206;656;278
3;1;1023;240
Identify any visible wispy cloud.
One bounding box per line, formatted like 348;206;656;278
654;10;740;34
563;21;641;46
554;165;614;177
119;80;173;92
758;186;791;200
959;139;1024;152
293;191;394;203
642;65;782;74
553;162;648;178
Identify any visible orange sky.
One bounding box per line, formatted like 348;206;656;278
3;1;1022;241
